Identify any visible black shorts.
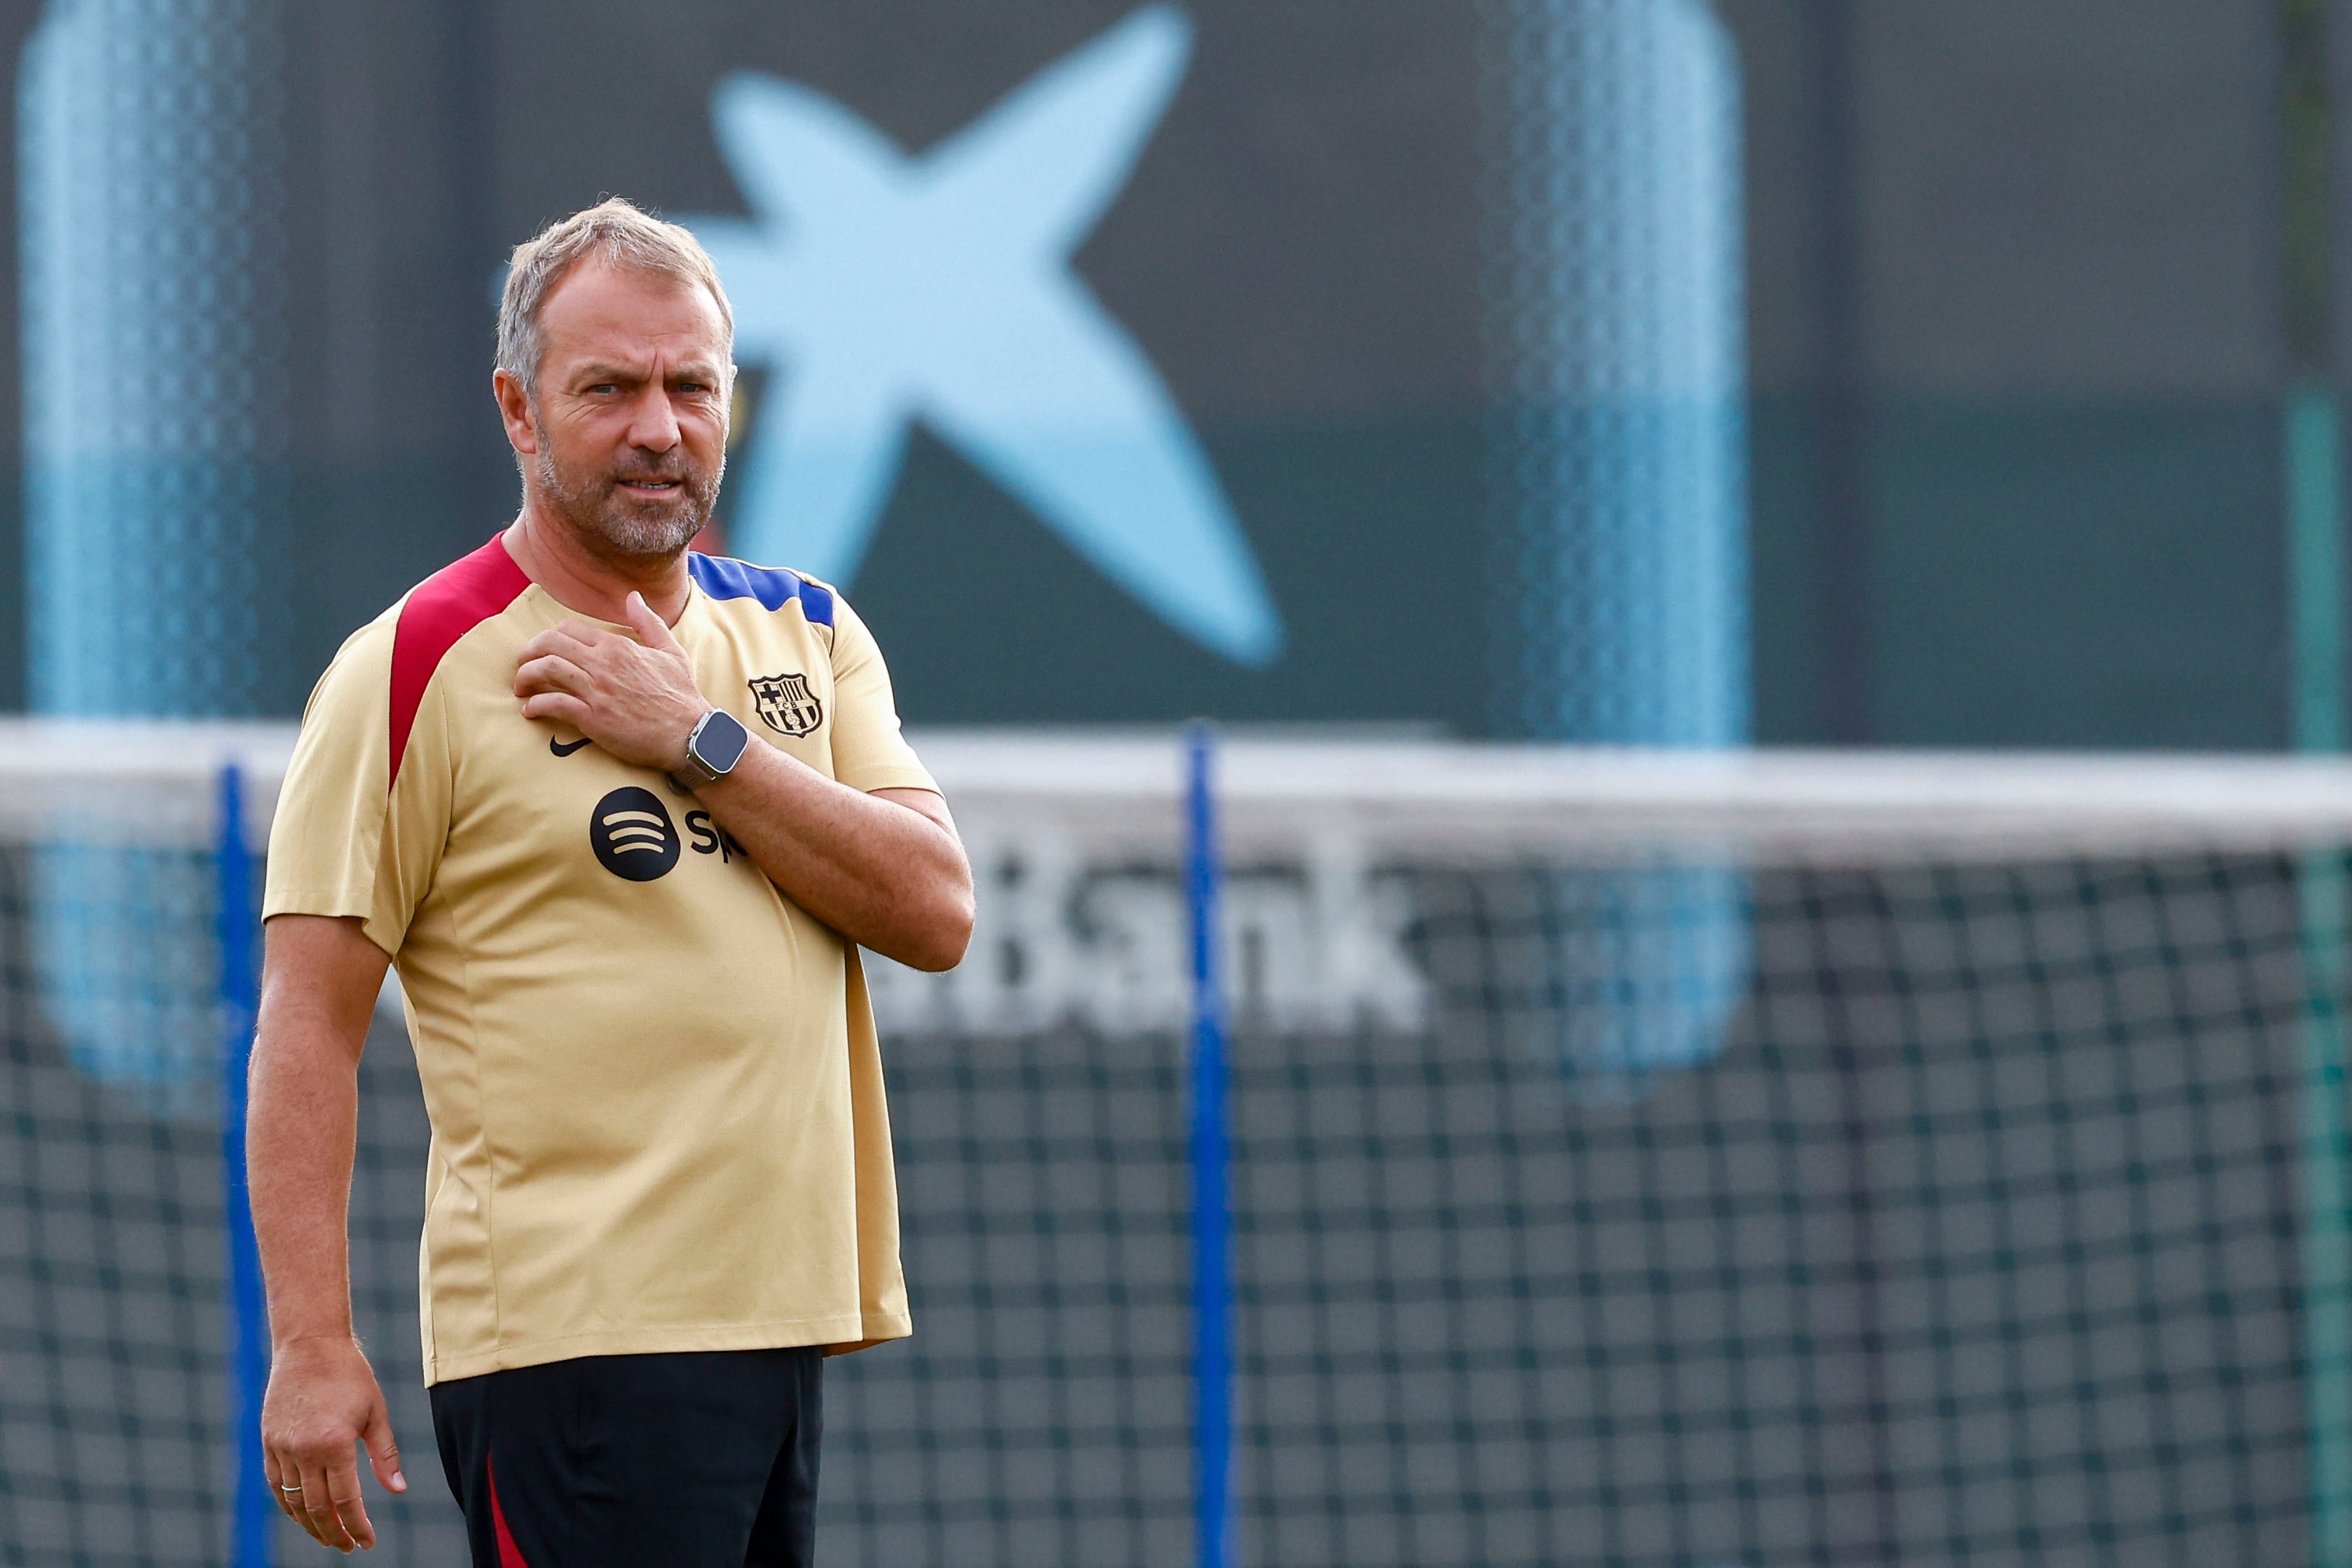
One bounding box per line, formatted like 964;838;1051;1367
429;1347;823;1568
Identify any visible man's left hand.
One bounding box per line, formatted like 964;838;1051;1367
514;592;706;771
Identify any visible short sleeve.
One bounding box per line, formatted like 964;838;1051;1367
263;612;453;956
825;593;938;796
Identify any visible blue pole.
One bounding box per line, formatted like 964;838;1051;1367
1184;724;1235;1568
216;764;273;1567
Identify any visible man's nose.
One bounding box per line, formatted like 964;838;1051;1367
624;385;682;452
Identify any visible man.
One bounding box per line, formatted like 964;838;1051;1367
249;198;972;1564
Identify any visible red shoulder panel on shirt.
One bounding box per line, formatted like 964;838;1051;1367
388;535;530;787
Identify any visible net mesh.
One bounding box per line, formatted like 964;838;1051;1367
0;727;2347;1567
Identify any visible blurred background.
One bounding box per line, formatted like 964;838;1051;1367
16;4;2352;1567
0;0;2327;749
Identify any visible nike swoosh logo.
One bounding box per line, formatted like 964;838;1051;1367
550;736;592;758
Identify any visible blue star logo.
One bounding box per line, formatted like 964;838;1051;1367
683;4;1283;666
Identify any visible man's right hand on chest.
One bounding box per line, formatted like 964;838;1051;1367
513;591;707;773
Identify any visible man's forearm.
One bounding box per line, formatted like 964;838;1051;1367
247;915;385;1348
694;740;972;970
248;1019;364;1346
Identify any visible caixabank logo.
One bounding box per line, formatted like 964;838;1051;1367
679;4;1283;668
591;788;683;881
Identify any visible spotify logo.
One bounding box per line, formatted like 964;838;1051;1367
589;788;681;881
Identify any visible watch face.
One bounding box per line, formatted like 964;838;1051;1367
699;709;752;774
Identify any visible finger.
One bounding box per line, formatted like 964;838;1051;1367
297;1465;355;1551
362;1398;408;1494
513;654;593;700
273;1451;324;1541
271;1452;317;1532
553;617;614;647
514;652;592;696
264;1449;301;1521
516;624;603;665
328;1454;377;1552
299;1460;359;1552
624;591;682;652
520;692;592;726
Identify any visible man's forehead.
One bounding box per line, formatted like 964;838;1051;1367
539;260;728;364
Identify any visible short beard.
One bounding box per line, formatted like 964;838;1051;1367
530;417;723;561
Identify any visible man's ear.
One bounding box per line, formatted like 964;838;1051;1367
493;369;539;456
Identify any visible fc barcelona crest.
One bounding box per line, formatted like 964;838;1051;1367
749;672;823;737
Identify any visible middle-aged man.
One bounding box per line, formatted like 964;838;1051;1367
248;198;972;1564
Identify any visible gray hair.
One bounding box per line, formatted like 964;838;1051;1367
495;198;734;395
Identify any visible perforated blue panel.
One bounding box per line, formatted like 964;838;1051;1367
20;0;287;1114
1480;0;1749;1085
1483;0;1746;744
21;0;290;719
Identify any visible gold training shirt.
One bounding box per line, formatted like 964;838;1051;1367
263;537;935;1383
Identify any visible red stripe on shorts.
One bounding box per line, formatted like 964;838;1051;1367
387;535;530;788
487;1456;532;1568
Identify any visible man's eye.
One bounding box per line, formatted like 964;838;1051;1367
587;383;619;395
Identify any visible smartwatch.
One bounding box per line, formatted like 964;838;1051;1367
669;708;750;792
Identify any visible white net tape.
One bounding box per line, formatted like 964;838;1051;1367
15;721;2352;853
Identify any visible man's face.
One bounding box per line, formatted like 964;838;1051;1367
507;260;732;560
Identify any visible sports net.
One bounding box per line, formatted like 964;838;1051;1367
4;724;2352;1567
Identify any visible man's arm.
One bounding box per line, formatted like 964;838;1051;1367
249;913;407;1553
696;760;972;971
514;592;975;971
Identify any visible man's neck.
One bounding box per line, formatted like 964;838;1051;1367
502;500;692;627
